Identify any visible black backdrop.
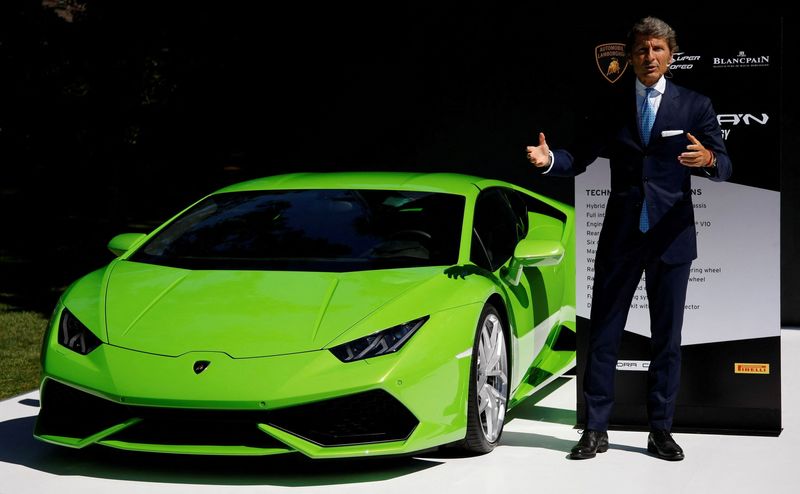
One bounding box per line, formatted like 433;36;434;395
0;3;797;324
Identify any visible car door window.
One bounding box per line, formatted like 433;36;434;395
503;189;529;241
471;188;518;271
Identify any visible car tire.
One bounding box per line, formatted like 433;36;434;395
460;303;509;454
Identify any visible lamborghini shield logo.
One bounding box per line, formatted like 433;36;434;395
595;43;629;84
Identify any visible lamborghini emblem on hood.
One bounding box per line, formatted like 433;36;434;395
193;360;211;374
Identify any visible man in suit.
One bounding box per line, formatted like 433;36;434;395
526;16;731;461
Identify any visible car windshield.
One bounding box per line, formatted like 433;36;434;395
130;189;465;271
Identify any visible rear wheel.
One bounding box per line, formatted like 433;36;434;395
461;303;509;453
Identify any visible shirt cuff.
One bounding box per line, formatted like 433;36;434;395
541;151;555;174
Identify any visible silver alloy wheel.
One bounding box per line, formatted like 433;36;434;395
476;313;508;442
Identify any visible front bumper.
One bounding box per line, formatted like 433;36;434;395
35;303;479;457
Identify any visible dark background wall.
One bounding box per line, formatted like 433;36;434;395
1;3;796;324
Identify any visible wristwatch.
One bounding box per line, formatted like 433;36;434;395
707;151;717;168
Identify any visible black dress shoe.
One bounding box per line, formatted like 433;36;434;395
569;430;609;459
647;430;685;461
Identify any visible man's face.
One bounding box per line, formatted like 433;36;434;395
630;34;672;86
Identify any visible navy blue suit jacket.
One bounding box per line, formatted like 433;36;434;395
547;80;732;264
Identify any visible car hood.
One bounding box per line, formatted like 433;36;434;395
105;261;445;358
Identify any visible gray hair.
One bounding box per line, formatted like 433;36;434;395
625;16;679;54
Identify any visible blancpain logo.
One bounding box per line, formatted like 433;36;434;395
713;51;770;68
669;52;700;70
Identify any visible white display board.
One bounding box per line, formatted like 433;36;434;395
575;159;780;345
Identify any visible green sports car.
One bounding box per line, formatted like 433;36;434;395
35;172;576;458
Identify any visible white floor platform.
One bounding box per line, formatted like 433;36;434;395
2;330;797;494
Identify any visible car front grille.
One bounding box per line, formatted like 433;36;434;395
36;380;418;450
268;389;419;446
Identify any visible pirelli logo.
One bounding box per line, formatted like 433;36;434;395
735;363;770;374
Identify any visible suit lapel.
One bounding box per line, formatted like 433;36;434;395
650;80;680;145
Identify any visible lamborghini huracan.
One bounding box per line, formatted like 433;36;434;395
35;172;576;458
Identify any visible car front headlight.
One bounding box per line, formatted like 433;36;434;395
329;316;429;363
58;308;102;355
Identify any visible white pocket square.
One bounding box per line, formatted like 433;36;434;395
661;130;684;137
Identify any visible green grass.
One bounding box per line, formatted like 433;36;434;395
0;303;48;400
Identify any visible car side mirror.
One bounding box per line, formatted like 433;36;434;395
503;239;565;286
107;233;146;257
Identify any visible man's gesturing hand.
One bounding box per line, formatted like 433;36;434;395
678;132;714;167
526;132;552;168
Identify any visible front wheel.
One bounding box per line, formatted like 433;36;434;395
461;303;509;454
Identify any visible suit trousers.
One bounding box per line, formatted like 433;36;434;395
583;249;692;432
